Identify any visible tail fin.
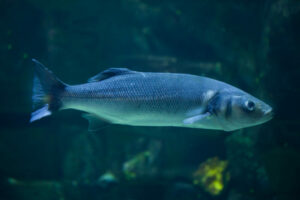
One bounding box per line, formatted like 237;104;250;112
30;59;66;122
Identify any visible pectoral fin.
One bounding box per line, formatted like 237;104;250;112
82;113;110;132
183;112;211;125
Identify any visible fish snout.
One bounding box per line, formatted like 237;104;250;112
263;105;274;120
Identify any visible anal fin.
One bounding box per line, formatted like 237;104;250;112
82;113;110;132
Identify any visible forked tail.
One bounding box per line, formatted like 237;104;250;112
30;59;66;122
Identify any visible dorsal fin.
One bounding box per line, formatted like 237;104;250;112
88;68;135;82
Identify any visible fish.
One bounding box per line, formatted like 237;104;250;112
30;59;273;131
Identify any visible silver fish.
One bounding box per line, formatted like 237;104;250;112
30;59;273;131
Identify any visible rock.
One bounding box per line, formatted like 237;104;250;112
62;133;105;183
225;129;270;194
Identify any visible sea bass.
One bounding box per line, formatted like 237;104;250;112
30;59;273;131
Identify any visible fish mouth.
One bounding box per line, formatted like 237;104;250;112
263;107;274;121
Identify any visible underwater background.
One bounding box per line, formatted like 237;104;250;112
1;0;300;199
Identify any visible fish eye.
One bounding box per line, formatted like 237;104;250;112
245;100;255;111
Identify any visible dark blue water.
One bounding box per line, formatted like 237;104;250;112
1;0;300;199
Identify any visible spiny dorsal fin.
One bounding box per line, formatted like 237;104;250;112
88;68;135;82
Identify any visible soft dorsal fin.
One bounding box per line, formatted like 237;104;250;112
88;68;135;82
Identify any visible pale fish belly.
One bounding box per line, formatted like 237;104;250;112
61;73;225;129
63;97;187;126
63;94;222;129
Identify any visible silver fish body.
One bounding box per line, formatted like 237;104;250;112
30;59;273;131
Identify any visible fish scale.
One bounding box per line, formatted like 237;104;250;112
30;59;273;131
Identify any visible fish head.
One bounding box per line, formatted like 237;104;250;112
216;92;273;131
